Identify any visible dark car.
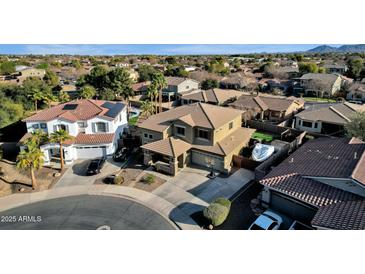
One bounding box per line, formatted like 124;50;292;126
113;147;131;162
86;158;106;175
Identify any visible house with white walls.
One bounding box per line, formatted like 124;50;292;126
20;99;128;165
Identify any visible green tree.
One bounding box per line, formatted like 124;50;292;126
78;85;96;99
150;72;167;113
16;146;44;190
0;61;16;75
137;64;158;82
98;87;116;100
108;68;134;102
43;70;59;88
71;60;82;70
345;112;365;141
140;100;155;117
58;90;70;103
299;62;319;74
49;130;72;171
36;63;49;70
146;83;158;114
27;87;44;111
201;79;219;90
347;58;364;79
25;129;47;148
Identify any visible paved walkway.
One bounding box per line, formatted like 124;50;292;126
0;185;200;230
152;166;255;217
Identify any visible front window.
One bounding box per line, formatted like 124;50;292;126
176;126;185;137
197;129;210;140
40;123;47;129
302;121;312;128
229;122;233;130
78;121;87;128
56;124;67;131
95;122;107;132
32;124;39;129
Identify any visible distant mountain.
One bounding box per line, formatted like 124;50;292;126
307;44;365;53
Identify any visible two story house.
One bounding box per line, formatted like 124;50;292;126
139;103;255;175
20;99;128;165
163;77;200;102
180;88;243;106
293;73;342;98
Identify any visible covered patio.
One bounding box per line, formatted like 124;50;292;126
141;137;191;176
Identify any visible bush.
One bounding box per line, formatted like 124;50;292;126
203;203;229;227
142;174;156;185
213;197;231;211
113;175;124;185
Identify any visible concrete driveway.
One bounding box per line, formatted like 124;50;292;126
152;166;254;216
55;158;124;188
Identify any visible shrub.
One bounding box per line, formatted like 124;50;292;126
213;197;231;211
113;175;124;185
142;174;156;185
203;203;229;227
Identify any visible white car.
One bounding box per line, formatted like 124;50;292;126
249;210;283;230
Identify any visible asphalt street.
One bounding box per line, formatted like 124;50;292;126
0;195;176;230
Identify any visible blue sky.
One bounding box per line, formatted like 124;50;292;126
0;44;342;55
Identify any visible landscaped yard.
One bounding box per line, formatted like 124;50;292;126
303;97;336;103
251;131;274;142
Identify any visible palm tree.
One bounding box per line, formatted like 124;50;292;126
140;100;155;117
146;83;158;114
16;146;44;190
49;130;72;171
28;88;44;112
151;72;167;113
25;129;47;148
43;93;57;109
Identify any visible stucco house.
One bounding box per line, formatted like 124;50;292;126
20;99;128;166
138;103;255;175
323;64;348;75
163;77;200;102
294;73;342;97
295;102;365;135
229;95;305;122
259;137;365;230
346;83;365;102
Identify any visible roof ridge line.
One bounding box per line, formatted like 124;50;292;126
198;103;215;129
329;105;351;122
169;137;175;158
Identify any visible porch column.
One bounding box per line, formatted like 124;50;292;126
143;150;152;165
170;157;179;176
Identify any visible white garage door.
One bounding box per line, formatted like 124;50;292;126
76;146;107;159
191;150;224;171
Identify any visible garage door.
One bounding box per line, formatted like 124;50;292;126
76;146;107;159
191;150;224;171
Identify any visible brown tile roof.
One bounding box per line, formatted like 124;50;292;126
141;137;191;157
181;89;243;105
23;99;125;122
132;81;150;92
138;103;243;132
264;138;365;184
166;77;199;86
312;200;365;230
296;102;365;125
74;133;115;145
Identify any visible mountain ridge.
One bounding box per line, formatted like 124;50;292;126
308;44;365;53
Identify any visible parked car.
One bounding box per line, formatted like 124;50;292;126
113;147;131;162
103;175;116;184
86;158;106;175
248;210;283;230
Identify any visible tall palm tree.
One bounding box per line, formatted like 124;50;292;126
146;83;158;114
28;88;44;112
49;130;72;171
25;129;47;148
16;146;44;190
151;72;167;113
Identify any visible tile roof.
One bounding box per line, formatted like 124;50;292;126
264;138;365;184
166;77;198;86
23;99;125;122
74;133;115;145
138;103;244;132
141;137;191;157
312;200;365;230
300;73;340;83
295;102;365;125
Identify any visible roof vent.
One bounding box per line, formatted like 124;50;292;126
289;158;294;163
354;152;358;159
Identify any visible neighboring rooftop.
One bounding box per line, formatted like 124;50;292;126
296;102;365;125
23;99;126;122
166;77;199;86
181;88;243;105
141;137;192;157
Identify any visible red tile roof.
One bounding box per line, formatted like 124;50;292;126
74;133;115;145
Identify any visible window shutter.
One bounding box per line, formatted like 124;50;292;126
53;125;57;132
66;125;69;133
92;123;96;133
105;123;109;133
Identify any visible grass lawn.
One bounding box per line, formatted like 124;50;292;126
303;97;336;103
128;116;139;126
252;131;274;142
